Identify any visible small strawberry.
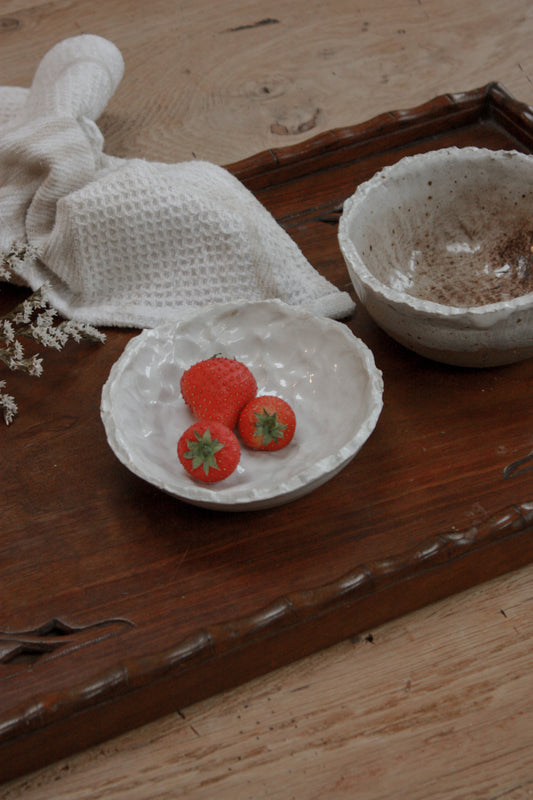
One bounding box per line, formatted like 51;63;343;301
177;421;240;483
238;395;296;451
180;356;257;430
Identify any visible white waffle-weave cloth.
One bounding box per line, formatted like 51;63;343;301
0;35;354;328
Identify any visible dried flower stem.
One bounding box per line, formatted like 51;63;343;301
1;245;106;424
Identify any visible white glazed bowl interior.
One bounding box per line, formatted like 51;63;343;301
338;147;533;367
101;299;383;510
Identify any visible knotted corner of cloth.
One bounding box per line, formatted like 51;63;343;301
0;35;355;328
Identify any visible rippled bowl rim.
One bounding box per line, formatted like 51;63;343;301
100;299;384;510
338;147;533;320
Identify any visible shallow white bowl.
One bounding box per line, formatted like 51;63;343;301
338;147;533;367
101;300;383;510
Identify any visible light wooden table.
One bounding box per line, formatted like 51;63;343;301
1;2;532;797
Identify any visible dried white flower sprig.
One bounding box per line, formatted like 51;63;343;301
1;245;106;424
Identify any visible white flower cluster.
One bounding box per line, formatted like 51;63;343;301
1;245;106;424
0;379;17;425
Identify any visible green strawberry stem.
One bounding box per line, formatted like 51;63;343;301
184;429;224;475
254;408;287;445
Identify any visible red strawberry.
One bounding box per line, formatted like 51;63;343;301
238;395;296;451
177;420;240;483
180;356;257;430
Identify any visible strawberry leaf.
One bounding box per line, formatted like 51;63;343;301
253;408;287;445
184;429;224;475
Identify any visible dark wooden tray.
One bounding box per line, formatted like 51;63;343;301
1;82;532;783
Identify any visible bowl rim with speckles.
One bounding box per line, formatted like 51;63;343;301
338;146;533;320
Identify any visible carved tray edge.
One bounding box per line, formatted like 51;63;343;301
226;81;533;181
1;500;532;749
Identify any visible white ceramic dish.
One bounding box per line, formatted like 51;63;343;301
100;300;384;510
338;147;533;367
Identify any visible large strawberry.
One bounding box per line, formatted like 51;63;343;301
238;395;296;451
177;420;240;482
180;356;257;430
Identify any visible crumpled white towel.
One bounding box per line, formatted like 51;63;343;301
0;35;354;328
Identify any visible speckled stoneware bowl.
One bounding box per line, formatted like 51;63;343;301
338;147;533;367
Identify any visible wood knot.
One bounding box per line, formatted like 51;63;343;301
270;108;321;136
0;18;20;31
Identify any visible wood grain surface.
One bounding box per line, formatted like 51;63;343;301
1;1;533;798
2;566;531;800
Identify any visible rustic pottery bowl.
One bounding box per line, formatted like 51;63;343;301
338;147;533;367
101;299;383;511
